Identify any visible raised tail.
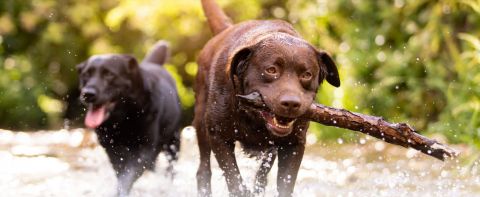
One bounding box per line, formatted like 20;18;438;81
143;40;170;65
201;0;233;35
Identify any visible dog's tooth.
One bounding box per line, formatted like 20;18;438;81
288;119;295;127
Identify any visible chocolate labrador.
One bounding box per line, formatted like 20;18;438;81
77;41;181;197
194;1;340;196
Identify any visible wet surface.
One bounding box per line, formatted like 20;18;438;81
0;128;479;197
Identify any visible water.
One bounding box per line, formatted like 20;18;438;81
0;128;479;197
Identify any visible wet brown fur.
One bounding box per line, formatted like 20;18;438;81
195;1;340;196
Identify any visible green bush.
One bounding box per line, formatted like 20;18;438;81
0;0;479;148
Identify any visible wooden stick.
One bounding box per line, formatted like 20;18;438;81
237;93;459;161
307;103;458;161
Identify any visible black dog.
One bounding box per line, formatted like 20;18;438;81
76;41;181;196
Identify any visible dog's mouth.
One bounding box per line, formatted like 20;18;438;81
85;102;115;129
260;111;296;136
237;92;297;136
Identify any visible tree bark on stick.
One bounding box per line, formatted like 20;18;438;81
307;103;458;161
237;92;458;161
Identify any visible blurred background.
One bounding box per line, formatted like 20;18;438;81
0;0;479;148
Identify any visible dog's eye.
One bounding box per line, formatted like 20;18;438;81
301;72;312;80
102;70;114;79
80;73;89;83
265;67;277;75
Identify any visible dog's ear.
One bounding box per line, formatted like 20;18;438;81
120;55;143;89
76;61;86;74
317;51;340;87
230;47;253;88
120;55;139;72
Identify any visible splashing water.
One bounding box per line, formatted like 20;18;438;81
0;128;478;197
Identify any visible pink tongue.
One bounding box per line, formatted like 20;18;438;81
85;105;106;128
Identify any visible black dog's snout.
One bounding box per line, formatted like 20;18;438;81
279;95;301;111
81;87;97;103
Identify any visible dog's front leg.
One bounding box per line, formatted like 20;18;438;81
113;148;154;197
115;157;147;197
276;144;305;197
209;134;250;196
254;147;277;194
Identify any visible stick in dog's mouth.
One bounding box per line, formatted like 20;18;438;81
237;92;297;136
237;91;459;160
236;92;265;109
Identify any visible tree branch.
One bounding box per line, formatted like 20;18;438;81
307;103;458;161
237;92;459;161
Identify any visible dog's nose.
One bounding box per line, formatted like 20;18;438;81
81;88;97;103
279;95;301;111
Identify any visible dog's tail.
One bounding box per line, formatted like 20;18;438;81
201;0;233;35
144;40;170;65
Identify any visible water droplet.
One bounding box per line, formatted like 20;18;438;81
359;138;366;144
337;138;344;144
375;35;385;46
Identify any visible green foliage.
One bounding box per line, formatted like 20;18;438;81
0;0;479;147
284;0;480;146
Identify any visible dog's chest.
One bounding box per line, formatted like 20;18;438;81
235;125;271;146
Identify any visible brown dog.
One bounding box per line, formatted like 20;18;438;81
194;0;340;196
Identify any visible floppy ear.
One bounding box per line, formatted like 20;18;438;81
75;61;86;74
317;51;340;87
119;55;143;89
120;55;139;72
230;47;253;89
